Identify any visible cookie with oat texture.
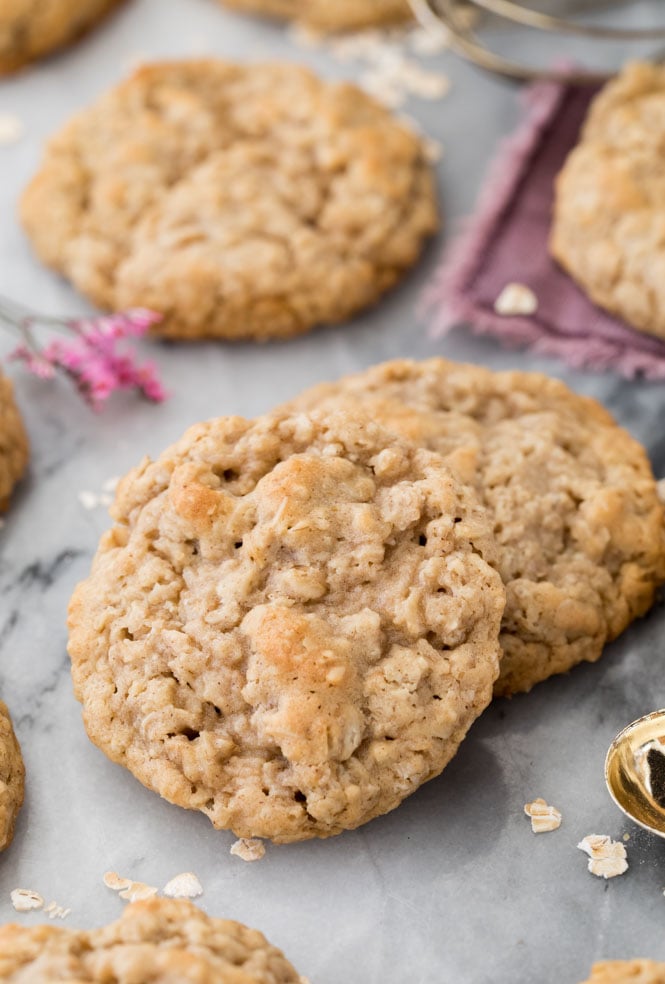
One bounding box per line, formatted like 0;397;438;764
0;700;24;853
0;372;28;512
579;961;665;984
68;410;504;842
0;898;302;982
21;59;438;341
217;0;410;32
552;62;665;340
0;0;123;75
282;358;665;696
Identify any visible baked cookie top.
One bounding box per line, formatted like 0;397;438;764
0;700;25;853
283;358;665;696
21;60;438;341
579;961;665;984
551;62;665;340
0;373;29;512
0;0;122;75
217;0;410;32
68;410;504;842
0;898;302;982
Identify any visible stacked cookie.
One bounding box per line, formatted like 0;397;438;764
0;371;28;512
67;358;665;844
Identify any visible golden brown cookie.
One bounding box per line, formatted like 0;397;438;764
217;0;410;32
0;372;29;512
579;961;665;984
282;359;665;696
0;700;25;853
551;62;665;339
21;60;438;341
68;410;504;842
0;898;302;982
0;0;123;75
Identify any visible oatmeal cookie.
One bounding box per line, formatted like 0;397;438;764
0;373;29;512
579;962;665;984
68;410;504;842
0;0;123;75
217;0;410;32
0;701;24;853
0;898;302;982
21;60;438;341
551;62;665;339
283;359;665;696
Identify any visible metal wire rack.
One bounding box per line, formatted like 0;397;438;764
410;0;665;82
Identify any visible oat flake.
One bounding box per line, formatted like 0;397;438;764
494;283;539;317
523;798;562;833
0;114;23;146
10;889;44;912
163;872;203;899
577;834;628;879
230;838;266;862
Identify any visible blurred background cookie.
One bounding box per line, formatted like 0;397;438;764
0;898;303;981
551;62;665;341
0;700;24;853
0;372;28;512
579;961;665;984
0;0;124;75
216;0;411;32
21;60;438;341
284;358;665;696
68;410;504;842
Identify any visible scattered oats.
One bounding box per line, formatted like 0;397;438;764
494;283;539;317
577;835;628;879
524;798;562;834
287;22;324;48
397;62;450;100
359;71;405;108
10;889;44;912
43;902;70;920
0;114;24;146
102;476;120;493
407;24;450;56
230;838;266;862
78;490;99;510
103;871;158;902
163;872;203;899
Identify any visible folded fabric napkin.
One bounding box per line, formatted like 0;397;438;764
427;79;665;380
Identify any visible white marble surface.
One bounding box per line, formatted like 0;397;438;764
1;2;665;982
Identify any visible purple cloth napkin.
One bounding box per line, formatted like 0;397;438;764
426;80;665;380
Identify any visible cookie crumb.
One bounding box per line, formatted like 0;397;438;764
0;114;23;146
577;834;628;879
163;872;203;899
230;838;266;862
103;871;158;902
494;283;538;316
10;889;44;912
524;798;562;833
623;833;631;842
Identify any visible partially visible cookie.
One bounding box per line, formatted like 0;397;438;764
283;359;665;696
0;373;29;512
551;61;665;339
0;898;302;982
0;0;123;75
579;961;665;984
0;701;24;853
68;410;504;842
21;60;438;341
217;0;410;32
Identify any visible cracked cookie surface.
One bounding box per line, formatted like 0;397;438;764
0;373;28;512
0;701;25;853
551;62;665;339
579;961;665;984
22;59;438;341
0;898;302;982
283;359;665;696
68;410;504;842
217;0;410;32
0;0;123;75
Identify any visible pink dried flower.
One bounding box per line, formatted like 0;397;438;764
2;298;167;410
